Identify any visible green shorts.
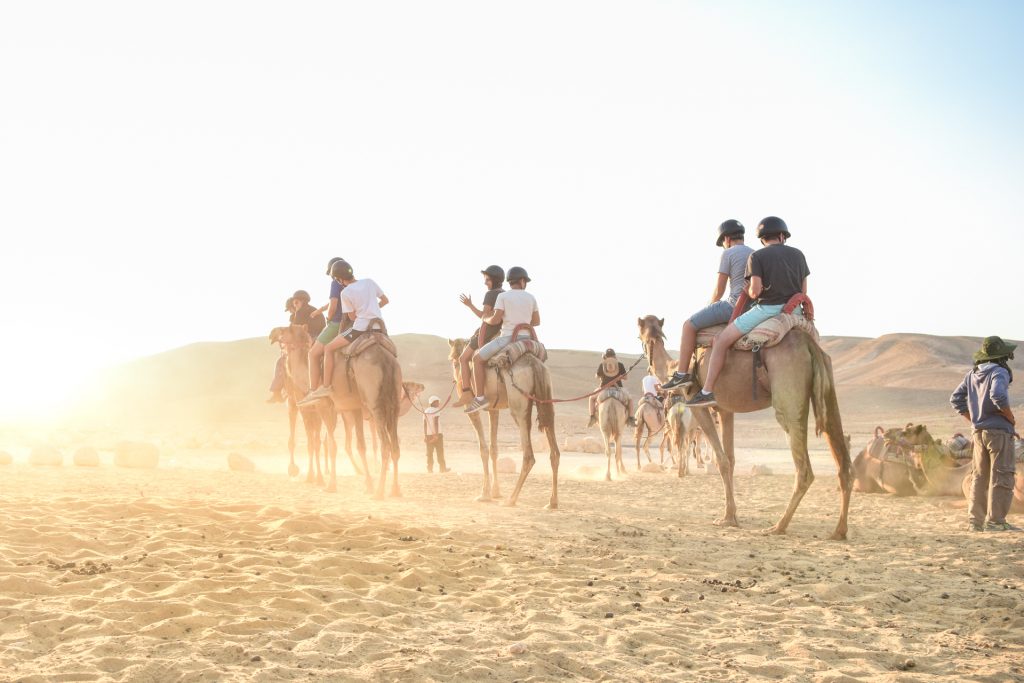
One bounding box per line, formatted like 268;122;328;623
317;321;341;345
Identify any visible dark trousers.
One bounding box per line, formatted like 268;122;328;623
269;355;286;392
426;435;447;472
969;429;1015;525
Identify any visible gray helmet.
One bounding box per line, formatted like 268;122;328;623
330;260;353;280
506;266;531;283
716;219;745;247
325;256;346;275
756;216;790;239
481;265;505;283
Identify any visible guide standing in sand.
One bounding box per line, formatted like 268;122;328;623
423;396;449;473
950;336;1019;532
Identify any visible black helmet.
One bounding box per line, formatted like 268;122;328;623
292;289;311;303
604;348;616;358
716;219;745;247
506;266;531;283
325;256;345;275
756;216;790;240
330;260;354;280
481;265;505;284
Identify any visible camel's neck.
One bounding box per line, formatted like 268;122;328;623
286;348;310;396
647;338;675;382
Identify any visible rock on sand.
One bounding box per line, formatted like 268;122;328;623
227;452;255;472
581;437;605;454
0;451;12;465
750;464;773;476
73;447;100;467
641;462;664;473
114;441;160;469
495;457;517;474
29;447;63;467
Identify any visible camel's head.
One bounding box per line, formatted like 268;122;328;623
448;338;469;362
269;326;288;345
402;381;426;401
637;315;666;371
902;424;935;446
271;324;311;350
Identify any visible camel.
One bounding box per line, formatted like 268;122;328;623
596;388;629;480
634;391;666;470
269;325;324;483
447;337;561;508
660;397;710;477
357;382;426;472
853;424;970;497
310;326;404;499
638;314;853;539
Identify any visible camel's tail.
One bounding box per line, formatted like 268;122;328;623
808;340;851;474
374;349;402;459
529;357;556;433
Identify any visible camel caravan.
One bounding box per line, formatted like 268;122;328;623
263;220;1020;535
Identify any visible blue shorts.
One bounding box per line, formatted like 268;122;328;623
733;304;793;335
687;300;736;330
477;335;514;361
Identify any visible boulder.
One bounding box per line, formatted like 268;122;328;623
114;441;160;469
0;451;12;465
749;464;773;476
581;437;605;454
563;436;585;452
495;457;517;474
227;452;256;473
29;446;63;466
73;447;100;467
641;462;664;473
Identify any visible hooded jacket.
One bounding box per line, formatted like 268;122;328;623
950;363;1014;433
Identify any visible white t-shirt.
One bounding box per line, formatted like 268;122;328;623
340;278;385;332
423;408;441;436
642;375;661;396
494;289;538;337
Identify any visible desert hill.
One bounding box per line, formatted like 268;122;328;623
85;332;1021;449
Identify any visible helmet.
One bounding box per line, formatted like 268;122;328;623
292;289;311;303
481;265;505;284
325;256;346;275
506;266;531;283
330;260;354;280
284;297;295;312
716;219;745;247
756;216;790;240
604;348;616;358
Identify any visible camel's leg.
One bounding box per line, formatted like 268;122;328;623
287;401;301;478
371;422;380;473
489;411;501;499
305;413;323;488
764;400;813;536
826;427;853;541
545;426;560;510
322;410;338;492
615;433;625;475
604;429;613;482
354;415;372;493
468;411;492;502
634;422;644;471
505;414;536;507
692;407;736;526
389;422;402;498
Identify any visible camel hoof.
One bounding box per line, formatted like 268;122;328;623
502;499;517;507
390;487;402;498
305;474;315;484
760;525;786;536
829;529;848;541
713;517;740;528
373;491;386;501
490;488;501;499
316;476;325;487
605;475;612;482
545;502;558;511
324;482;337;493
475;494;494;503
288;463;299;477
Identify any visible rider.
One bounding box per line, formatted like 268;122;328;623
454;265;505;407
307;257;347;396
301;260;389;402
588;349;636;428
290;289;327;340
686;216;809;408
465;266;539;414
662;219;754;390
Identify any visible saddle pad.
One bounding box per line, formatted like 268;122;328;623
487;339;548;368
695;313;819;351
638;395;663;410
344;332;398;359
597;387;629;405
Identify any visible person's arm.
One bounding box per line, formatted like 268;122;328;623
378;294;389;308
990;370;1016;425
801;276;808;295
950;376;970;421
531;310;541;327
710;272;728;304
324;297;339;321
748;276;763;299
482;308;504;326
459;294;484;318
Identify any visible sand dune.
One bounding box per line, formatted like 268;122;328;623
1;459;1022;681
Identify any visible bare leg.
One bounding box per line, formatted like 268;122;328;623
677;320;697;374
308;343;325;391
472;354;488;397
489;411;501;498
702;324;744;392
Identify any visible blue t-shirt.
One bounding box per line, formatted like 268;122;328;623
328;280;345;323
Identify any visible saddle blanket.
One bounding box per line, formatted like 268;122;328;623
344;331;398;359
638;394;663;410
487;339;548;368
696;313;819;351
597;387;630;406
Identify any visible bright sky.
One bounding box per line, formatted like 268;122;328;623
2;1;1023;415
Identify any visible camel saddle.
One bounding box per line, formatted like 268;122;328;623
341;319;397;359
695;313;819;351
596;387;629;407
487;339;548;369
638;394;663;410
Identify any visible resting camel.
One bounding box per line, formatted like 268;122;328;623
854;424;974;497
596;387;629;480
310;324;404;499
638;315;853;539
269;325;325;483
448;337;561;508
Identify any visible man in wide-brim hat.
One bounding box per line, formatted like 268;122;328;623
951;336;1019;532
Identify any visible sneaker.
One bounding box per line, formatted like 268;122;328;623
452;390;473;408
465;396;490;414
626;417;637;429
662;372;694;390
298;385;333;405
587;414;597;428
686;391;717;408
967;522;984;532
985;521;1019;532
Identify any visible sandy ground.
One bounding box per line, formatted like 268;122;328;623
2;449;1023;682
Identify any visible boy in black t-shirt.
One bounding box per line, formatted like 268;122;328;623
588;349;636;428
454;265;506;407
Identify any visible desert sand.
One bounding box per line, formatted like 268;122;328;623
2;331;1023;681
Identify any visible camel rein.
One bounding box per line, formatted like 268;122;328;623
403;381;458;416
